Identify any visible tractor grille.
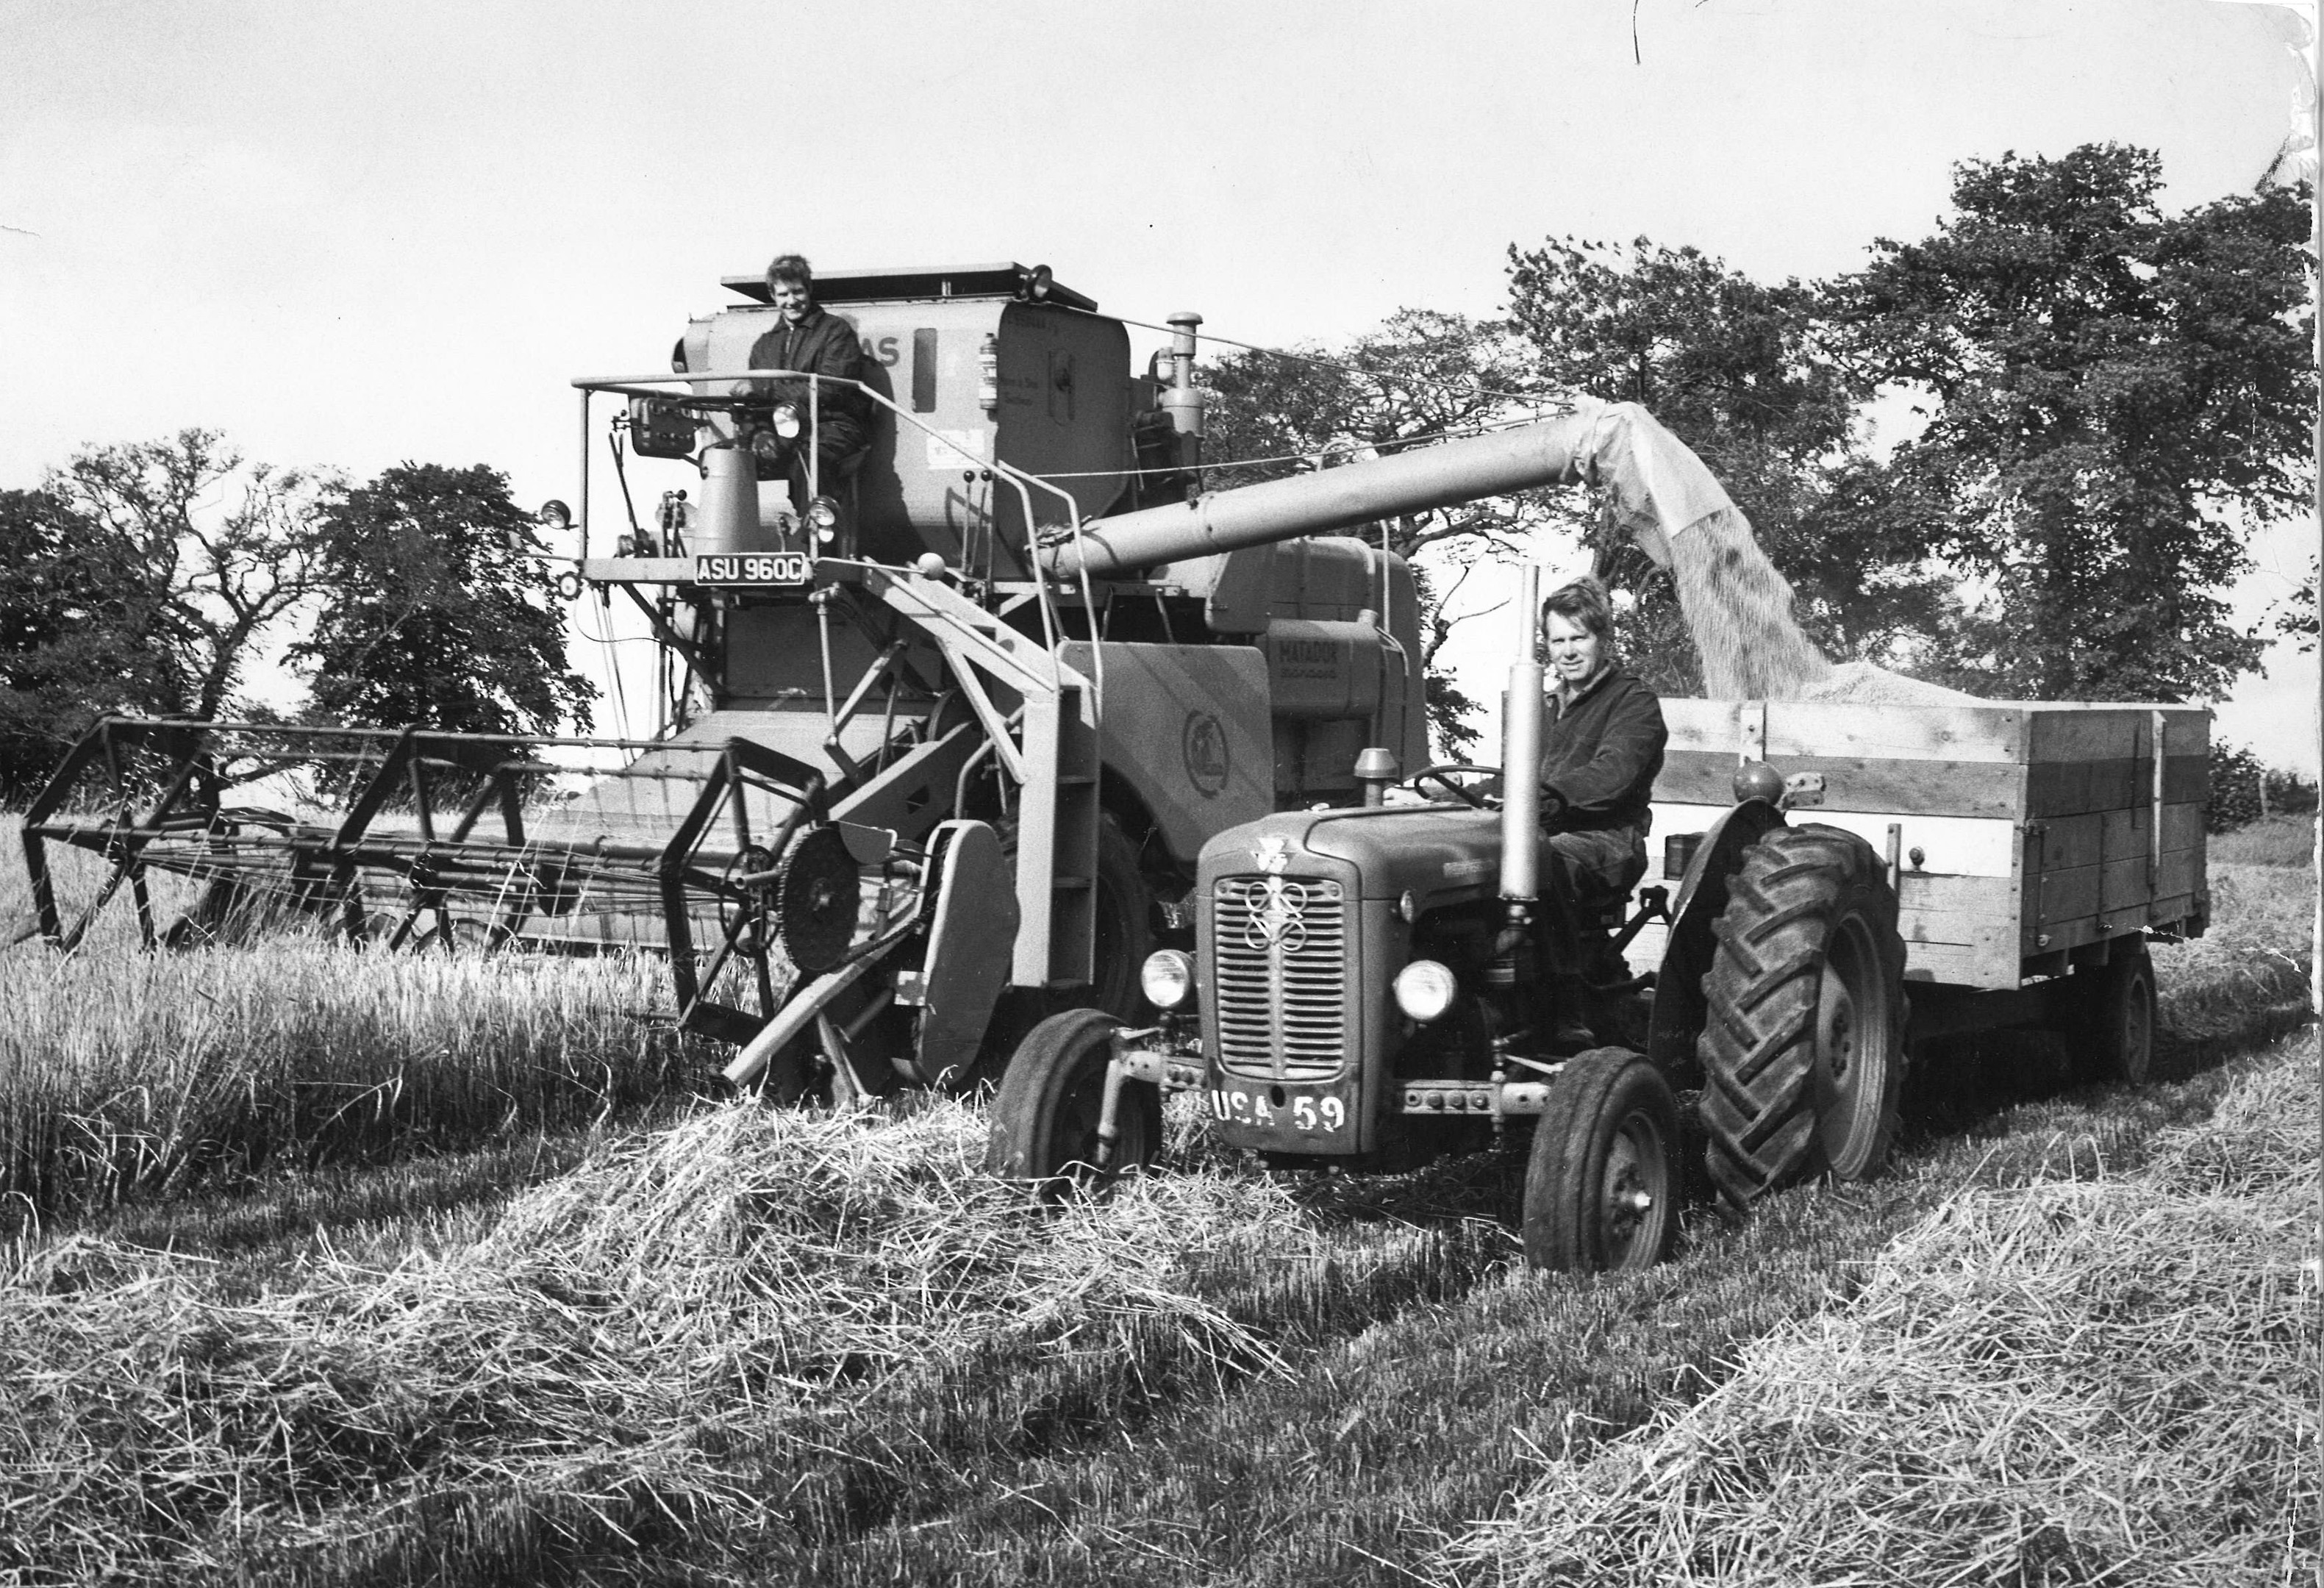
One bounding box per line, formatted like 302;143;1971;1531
1211;874;1349;1081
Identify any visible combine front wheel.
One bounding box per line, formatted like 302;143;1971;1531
984;1008;1159;1199
1697;824;1907;1217
1522;1046;1679;1273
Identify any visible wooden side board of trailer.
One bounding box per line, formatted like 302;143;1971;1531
1642;698;2209;992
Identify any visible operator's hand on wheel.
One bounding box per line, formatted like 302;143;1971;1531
1539;784;1567;823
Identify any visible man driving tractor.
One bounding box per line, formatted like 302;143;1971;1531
1530;575;1667;1048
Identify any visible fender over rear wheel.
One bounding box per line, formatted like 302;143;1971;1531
1522;1046;1680;1273
1696;823;1907;1217
984;1007;1159;1199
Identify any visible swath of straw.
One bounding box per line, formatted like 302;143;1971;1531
1441;1040;2320;1587
0;1097;1304;1582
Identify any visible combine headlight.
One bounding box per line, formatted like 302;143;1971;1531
1392;959;1459;1023
1140;949;1195;1011
769;401;804;440
805;496;840;541
748;429;787;466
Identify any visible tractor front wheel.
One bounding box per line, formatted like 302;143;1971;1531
1697;823;1907;1217
984;1007;1160;1199
1522;1046;1680;1273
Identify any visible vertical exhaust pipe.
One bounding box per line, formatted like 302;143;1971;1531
1500;565;1542;903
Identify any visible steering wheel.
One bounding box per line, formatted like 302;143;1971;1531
1406;763;1501;809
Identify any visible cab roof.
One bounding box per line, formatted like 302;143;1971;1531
721;262;1098;312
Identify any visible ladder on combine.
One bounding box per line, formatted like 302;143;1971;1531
862;564;1100;994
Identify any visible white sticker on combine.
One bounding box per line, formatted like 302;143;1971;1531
926;429;990;469
1443;858;1494;881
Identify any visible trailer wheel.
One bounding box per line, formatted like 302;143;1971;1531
1697;824;1907;1217
2066;941;2155;1086
1522;1046;1680;1273
984;1007;1159;1199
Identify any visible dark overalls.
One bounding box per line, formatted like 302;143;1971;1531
1535;665;1667;1041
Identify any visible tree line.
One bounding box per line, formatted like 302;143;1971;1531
4;141;2311;795
1;439;594;797
1199;142;2314;751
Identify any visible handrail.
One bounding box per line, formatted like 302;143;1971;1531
572;366;1112;718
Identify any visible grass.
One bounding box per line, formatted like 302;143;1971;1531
2210;812;2318;868
0;829;2311;1584
1;813;721;1229
0;936;709;1231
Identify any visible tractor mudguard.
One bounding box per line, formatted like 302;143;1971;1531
1646;797;1786;1087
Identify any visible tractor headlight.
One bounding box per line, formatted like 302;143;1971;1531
805;496;840;541
1392;959;1459;1023
1140;949;1195;1011
749;429;787;465
769;401;804;440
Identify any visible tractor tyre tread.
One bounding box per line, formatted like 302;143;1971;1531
1523;1045;1681;1273
984;1006;1159;1198
1696;823;1907;1218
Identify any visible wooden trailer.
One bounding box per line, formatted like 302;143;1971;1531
1631;697;2208;1065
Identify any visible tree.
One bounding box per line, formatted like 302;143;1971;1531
295;463;595;737
1504;236;1958;693
2274;559;2315;653
0;487;171;793
1200;310;1553;754
1827;143;2314;701
44;429;327;723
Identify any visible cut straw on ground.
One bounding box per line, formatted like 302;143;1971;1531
1439;1031;2320;1588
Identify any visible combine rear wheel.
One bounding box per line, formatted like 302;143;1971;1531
1081;815;1155;1023
1522;1046;1679;1273
984;1008;1159;1199
2065;940;2155;1086
1697;824;1906;1217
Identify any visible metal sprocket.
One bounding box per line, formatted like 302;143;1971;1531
776;825;859;973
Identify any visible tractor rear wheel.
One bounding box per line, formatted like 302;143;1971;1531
1697;823;1907;1217
984;1007;1159;1199
2065;940;2155;1086
1522;1046;1680;1273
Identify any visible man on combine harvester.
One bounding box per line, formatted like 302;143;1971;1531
1531;576;1666;1050
746;253;870;522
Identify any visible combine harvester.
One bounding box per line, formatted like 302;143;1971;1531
24;261;2205;1252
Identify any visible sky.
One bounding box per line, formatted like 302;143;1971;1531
2;0;2317;768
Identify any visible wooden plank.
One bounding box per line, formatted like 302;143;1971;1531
1903;939;2017;990
1651;805;2020;878
2146;891;2200;930
2025;851;2200;949
2034;813;2105;872
1659;698;2028;763
2095;807;2198;863
2023;704;2211;762
1765;701;2028;762
1901;909;2014;955
1655;751;2026;818
1898;871;2015;915
2026;754;2205;816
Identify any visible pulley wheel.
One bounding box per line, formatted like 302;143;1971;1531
776;825;860;973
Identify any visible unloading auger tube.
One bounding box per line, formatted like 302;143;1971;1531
1040;396;1734;581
